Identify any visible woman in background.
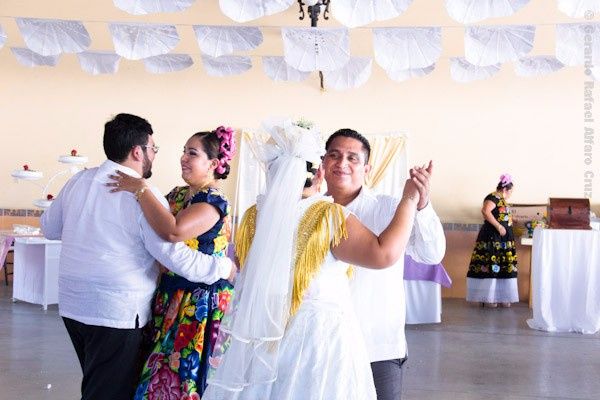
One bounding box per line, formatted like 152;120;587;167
466;174;518;308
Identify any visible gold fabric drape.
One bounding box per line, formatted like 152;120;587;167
364;135;406;189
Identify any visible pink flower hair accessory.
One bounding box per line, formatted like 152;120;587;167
215;126;236;174
499;173;512;187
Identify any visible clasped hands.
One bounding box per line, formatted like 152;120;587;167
404;160;433;211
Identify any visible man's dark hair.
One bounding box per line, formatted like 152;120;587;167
325;128;371;163
103;113;153;162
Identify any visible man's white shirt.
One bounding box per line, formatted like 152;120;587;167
346;187;446;362
41;160;232;329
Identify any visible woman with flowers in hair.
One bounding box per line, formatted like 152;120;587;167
108;127;236;400
466;174;518;308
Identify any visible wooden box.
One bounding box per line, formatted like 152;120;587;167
548;198;591;230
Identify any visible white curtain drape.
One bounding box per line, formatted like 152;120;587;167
232;131;267;239
365;133;407;194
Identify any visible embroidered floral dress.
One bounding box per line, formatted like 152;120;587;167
134;186;233;400
466;192;519;303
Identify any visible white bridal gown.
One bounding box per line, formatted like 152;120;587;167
206;195;377;400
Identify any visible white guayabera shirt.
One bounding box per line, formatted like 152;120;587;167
41;160;232;329
347;186;446;362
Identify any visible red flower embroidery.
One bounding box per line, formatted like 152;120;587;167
218;291;232;312
174;321;198;352
162;290;184;336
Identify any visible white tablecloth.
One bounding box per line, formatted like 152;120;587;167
404;280;442;324
13;237;61;310
527;228;600;334
403;256;451;324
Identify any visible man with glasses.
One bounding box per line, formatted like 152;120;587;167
41;113;234;400
322;128;445;400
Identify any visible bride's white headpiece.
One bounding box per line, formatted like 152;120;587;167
255;117;325;166
205;118;325;397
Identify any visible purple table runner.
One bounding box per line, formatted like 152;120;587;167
404;254;452;288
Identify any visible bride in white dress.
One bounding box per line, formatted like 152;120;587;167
204;119;420;400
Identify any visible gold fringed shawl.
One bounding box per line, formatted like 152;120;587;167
233;200;348;318
290;201;347;316
234;205;257;269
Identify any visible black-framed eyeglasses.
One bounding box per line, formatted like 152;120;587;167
142;144;160;154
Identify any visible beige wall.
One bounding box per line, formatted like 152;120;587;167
0;1;597;222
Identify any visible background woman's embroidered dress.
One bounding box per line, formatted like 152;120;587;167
134;187;233;400
466;193;519;303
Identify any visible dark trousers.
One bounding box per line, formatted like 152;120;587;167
63;317;143;400
371;357;407;400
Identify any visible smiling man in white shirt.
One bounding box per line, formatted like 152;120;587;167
41;113;234;400
323;129;446;400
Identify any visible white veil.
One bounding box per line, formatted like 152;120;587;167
205;118;325;398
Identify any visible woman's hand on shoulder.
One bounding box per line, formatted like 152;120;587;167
106;170;147;194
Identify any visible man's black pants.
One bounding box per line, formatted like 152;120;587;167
63;317;143;400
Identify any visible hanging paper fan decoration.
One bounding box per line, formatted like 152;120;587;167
262;56;310;82
11;47;60;67
0;25;7;49
281;27;350;72
450;57;501;82
514;56;565;77
219;0;295;23
15;18;91;56
113;0;196;15
332;0;414;28
446;0;530;24
373;27;441;71
193;26;263;58
557;0;600;18
109;23;179;60
556;23;600;66
323;57;372;90
201;55;252;77
144;54;193;73
465;25;535;66
386;64;435;82
77;52;121;75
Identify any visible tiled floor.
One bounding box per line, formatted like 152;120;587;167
404;301;600;399
1;284;598;400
